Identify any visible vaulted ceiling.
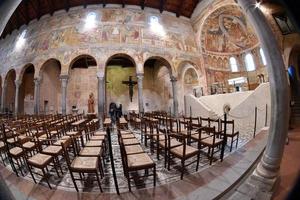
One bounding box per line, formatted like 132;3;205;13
0;0;200;39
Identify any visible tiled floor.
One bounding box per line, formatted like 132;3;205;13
0;128;269;200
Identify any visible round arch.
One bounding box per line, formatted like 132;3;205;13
18;63;35;81
69;54;98;71
104;53;138;113
143;55;175;77
39;58;62;114
4;69;16;113
39;58;62;78
105;53;137;69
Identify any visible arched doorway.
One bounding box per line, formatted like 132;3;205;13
40;59;61;114
177;61;202;115
68;55;97;114
105;54;136;114
143;57;174;113
19;64;35;115
4;69;16;114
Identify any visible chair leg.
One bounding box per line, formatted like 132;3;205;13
70;171;79;192
0;152;6;166
180;160;185;180
95;170;103;192
28;165;37;183
16;158;24;176
210;147;214;165
52;159;60;177
42;168;52;189
230;138;234;152
127;171;131;192
236;135;239;148
153;166;156;187
98;157;104;178
196;152;200;171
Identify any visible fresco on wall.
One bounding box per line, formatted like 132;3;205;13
121;26;140;44
201;5;259;54
184;68;199;84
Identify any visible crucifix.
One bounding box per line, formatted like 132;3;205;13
122;76;137;102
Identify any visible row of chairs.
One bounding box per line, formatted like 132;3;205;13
0;114;107;192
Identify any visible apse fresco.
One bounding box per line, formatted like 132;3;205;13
201;5;259;54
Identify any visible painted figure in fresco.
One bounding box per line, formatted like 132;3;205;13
122;76;137;102
88;93;95;113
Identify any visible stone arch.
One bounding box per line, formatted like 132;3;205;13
18;64;35;114
39;58;62;114
69;54;98;72
105;53;138;113
4;69;16;113
67;54;98;114
39;58;62;78
177;61;201;82
143;55;175;77
18;63;35;82
105;53;137;70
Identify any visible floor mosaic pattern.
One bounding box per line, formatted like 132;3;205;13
1;123;264;193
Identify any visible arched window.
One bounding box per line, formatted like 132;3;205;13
259;48;267;65
229;57;238;72
245;53;256;71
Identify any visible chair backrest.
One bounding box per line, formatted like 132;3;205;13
200;117;209;126
220;119;234;134
209;118;221;131
61;137;74;168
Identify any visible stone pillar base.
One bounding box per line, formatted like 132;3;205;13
249;169;278;192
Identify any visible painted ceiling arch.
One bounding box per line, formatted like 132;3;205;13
201;5;259;54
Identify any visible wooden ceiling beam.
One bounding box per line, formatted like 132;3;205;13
102;0;106;8
121;0;125;8
36;0;42;20
140;0;145;10
47;0;55;15
176;0;185;17
83;0;88;8
24;0;30;25
64;0;70;11
159;0;165;13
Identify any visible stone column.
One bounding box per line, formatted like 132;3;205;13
1;82;6;113
136;73;144;114
97;73;105;128
33;78;41;115
14;80;21;117
237;0;289;189
60;75;68;115
170;76;179;117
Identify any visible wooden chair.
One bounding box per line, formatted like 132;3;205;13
23;139;60;189
198;127;224;165
119;136;156;191
220;120;239;152
2;126;26;176
61;137;103;192
167;132;200;179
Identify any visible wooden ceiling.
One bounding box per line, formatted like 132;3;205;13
0;0;200;39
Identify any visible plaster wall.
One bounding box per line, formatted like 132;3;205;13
40;61;61;114
67;66;98;114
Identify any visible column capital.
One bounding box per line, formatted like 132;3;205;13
34;77;41;85
14;80;21;87
97;72;105;79
60;75;69;81
170;75;177;82
136;73;144;79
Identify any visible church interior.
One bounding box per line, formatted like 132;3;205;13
0;0;299;199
